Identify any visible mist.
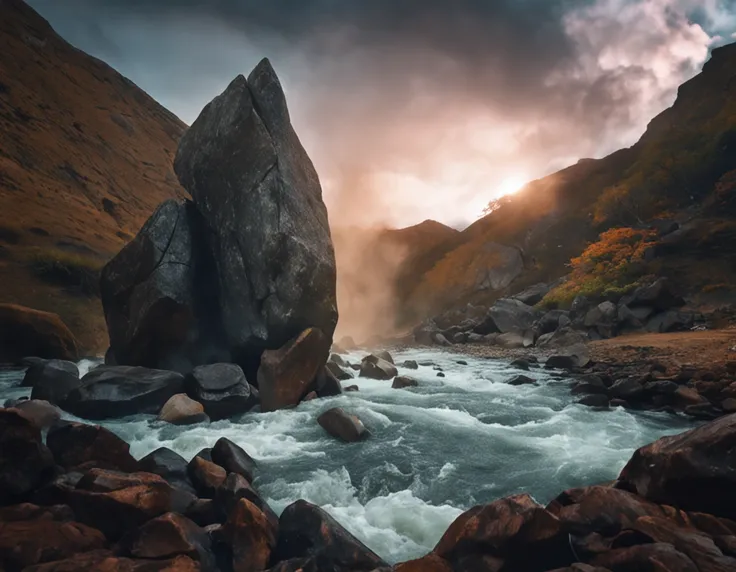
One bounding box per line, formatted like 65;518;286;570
27;0;736;340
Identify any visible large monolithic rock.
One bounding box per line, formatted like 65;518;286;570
174;58;338;375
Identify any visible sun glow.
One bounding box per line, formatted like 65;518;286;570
497;174;528;197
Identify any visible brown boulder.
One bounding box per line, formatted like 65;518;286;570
14;399;62;429
223;498;277;572
46;421;140;473
434;494;573;571
591;543;698;572
317;407;368;442
0;512;106;570
315;365;344;398
618;413;736;518
359;355;397;380
0;409;55;504
65;469;194;539
394;554;452;571
257;328;330;412
0;304;79;364
273;499;385;570
158;394;209;425
188;456;226;498
392;376;418;389
122;512;214;567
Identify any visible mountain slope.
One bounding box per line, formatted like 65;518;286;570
396;42;736;324
0;0;187;350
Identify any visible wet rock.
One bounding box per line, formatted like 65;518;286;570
510;358;531;371
188;456;227;498
401;360;419;369
325;361;353;381
61;366;184;419
437;372;446;378
46;421;140;473
578;394;610;407
0;513;106;570
571;376;608;396
257;328;330;412
174;61;338;370
318;407;368;442
184;499;219;528
0;304;79;364
185;363;257;420
392;376;418;389
619;413;736;518
608;377;645;400
359;354;398;380
591;542;698;571
139;447;197;496
507;375;536;386
159;394;209;425
0;409;55;504
273;499;385;570
22;550;200;571
215;473;279;531
100;199;207;373
121;512;214;568
212;437;256;483
23;359;80;403
223;498;277;572
344;385;359;392
14;399;62;429
315;365;343;398
434;493;573;571
67;469;195;539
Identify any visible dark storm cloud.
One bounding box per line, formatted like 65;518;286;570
26;0;732;227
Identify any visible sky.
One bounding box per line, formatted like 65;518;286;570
28;0;736;230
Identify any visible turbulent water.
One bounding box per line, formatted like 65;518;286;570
0;349;696;563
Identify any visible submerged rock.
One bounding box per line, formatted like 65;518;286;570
392;376;418;389
318;408;368;442
174;59;338;375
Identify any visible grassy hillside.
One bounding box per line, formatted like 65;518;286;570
396;42;736;325
0;0;187;352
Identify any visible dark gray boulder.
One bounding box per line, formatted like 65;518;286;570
512;282;550;306
536;310;570;335
100;200;228;374
139;447;197;495
185;363;258;420
174;59;338;374
60;366;185;419
625;278;685;312
23;359;80;403
325;361;353;381
211;437;257;483
475;298;538;335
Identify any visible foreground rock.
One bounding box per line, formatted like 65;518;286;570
0;304;79;364
211;437;256;483
173;59;338;377
618;412;736;518
185;363;257;420
23;359;80;403
158;394;209;425
257;327;330;412
273;500;386;570
0;409;55;504
46;421;140;473
223;498;277;572
60;366;184;419
318;408;368;442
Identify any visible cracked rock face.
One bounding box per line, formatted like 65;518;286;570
174;58;338;369
102;59;337;381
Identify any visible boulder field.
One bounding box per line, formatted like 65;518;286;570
3;403;736;571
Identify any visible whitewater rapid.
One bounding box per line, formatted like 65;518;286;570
0;349;695;563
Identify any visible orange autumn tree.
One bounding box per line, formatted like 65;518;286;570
543;227;658;307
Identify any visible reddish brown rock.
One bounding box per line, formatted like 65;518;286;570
122;512;214;567
215;473;278;531
257;328;330;412
46;421;140;472
591;542;698;572
0;408;55;504
0;513;106;570
317;407;368;442
22;549;201;571
434;494;574;571
65;469;194;539
158;394;209;425
618;413;736;519
188;456;227;498
394;553;453;571
223;498;277;572
273;499;385;571
0;304;79;364
211;437;256;482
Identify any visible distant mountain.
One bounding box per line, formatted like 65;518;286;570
394;42;736;325
0;0;187;350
